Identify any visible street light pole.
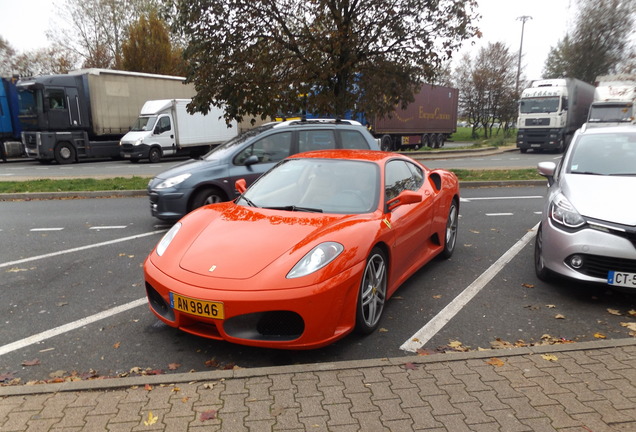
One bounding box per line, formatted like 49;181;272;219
516;15;532;95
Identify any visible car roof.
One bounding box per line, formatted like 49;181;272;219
269;118;363;128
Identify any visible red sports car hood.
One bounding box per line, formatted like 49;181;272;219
178;205;358;279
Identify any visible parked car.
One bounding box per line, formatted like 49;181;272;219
535;125;636;288
144;149;460;349
147;119;380;220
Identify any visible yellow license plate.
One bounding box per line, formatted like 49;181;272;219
170;293;224;319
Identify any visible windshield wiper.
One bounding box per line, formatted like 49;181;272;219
240;196;258;207
263;205;323;213
571;171;605;176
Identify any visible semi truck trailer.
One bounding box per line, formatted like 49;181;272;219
0;77;23;161
17;69;196;164
371;83;459;151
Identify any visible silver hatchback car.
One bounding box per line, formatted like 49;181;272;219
147;119;380;220
535;125;636;288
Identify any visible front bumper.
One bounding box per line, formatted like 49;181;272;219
148;187;190;220
541;218;636;285
143;257;364;349
120;143;150;159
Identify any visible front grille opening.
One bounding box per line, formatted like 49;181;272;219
224;311;304;341
145;282;175;321
567;254;636;279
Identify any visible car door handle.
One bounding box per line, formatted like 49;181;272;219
170;135;174;138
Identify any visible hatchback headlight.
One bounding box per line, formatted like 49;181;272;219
549;193;585;228
287;242;344;279
155;173;191;189
156;223;181;256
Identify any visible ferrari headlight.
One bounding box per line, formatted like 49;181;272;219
549;193;585;228
287;242;344;279
156;223;181;256
155;173;191;189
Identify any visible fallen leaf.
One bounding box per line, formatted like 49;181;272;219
521;283;534;288
181;397;189;403
403;362;418;370
620;322;636;331
554;314;566;319
22;359;41;366
172;387;180;393
594;332;606;339
448;340;463;348
607;308;622;316
546;304;556;308
469;229;480;234
486;357;505;367
168;363;181;370
628;310;636;317
378;328;388;333
113;342;121;349
144;411;158;426
541;354;558;362
432;294;442;299
205;358;219;368
145;384;153;391
416;348;435;356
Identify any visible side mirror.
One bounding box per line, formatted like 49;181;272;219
537;161;556;186
244;154;259;166
235;178;247;194
386;190;422;212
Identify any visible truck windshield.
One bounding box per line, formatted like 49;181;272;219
588;105;633;123
17;88;42;116
131;116;157;131
519;97;560;114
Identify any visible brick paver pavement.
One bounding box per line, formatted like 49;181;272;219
1;339;635;431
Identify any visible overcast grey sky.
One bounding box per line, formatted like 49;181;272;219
1;0;573;81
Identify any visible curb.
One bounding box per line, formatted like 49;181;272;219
2;337;635;397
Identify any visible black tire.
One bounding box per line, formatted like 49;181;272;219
437;134;446;148
555;138;565;154
431;134;440;149
380;135;393;152
54;142;75;164
148;147;162;163
355;247;387;334
441;198;459;259
534;224;553;281
190;187;227;211
422;134;431;148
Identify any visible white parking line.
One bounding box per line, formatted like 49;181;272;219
462;195;543;202
0;230;164;269
0;298;147;356
400;223;539;353
89;226;128;230
0;230;166;356
30;227;64;232
486;213;514;216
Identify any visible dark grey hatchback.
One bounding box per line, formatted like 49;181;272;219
147;119;380;220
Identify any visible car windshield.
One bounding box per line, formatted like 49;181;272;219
131;116;157;131
587;105;633;123
237;158;380;214
202;124;276;161
567;132;636;176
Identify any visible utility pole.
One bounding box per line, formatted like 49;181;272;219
516;15;532;95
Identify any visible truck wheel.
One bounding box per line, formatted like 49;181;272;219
191;187;227;211
422;134;431;147
148;147;162;163
380;135;393;152
54;142;76;164
520;148;527;154
431;134;439;148
437;134;446;147
555;138;565;153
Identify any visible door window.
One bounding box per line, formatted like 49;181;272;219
234;132;292;165
385;160;424;200
155;116;171;134
299;130;337;152
340;130;369;149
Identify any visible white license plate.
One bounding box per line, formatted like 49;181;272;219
607;271;636;288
